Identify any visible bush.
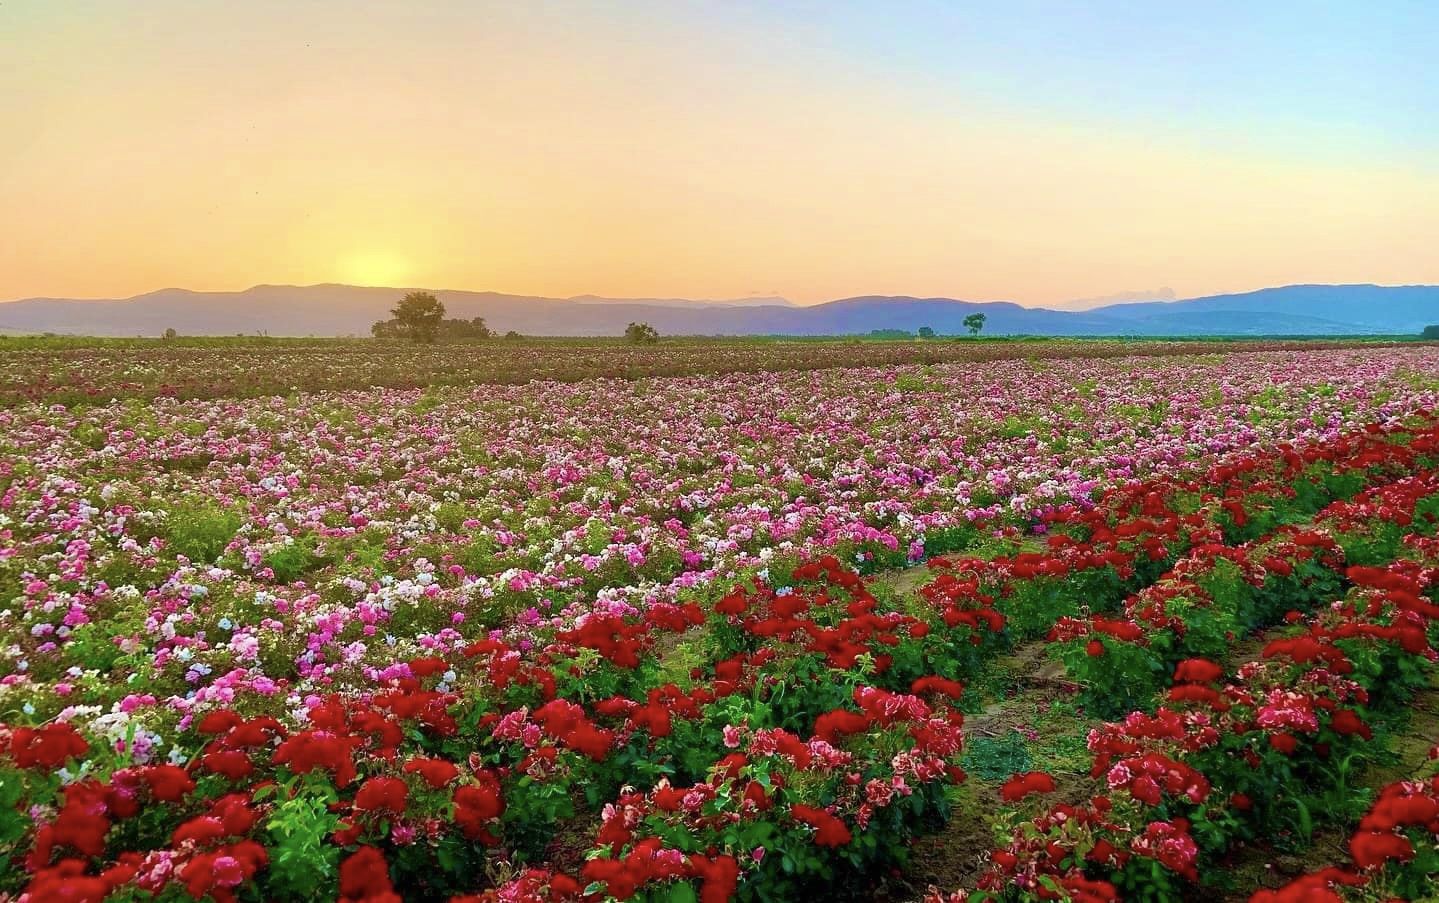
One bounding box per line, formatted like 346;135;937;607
164;501;242;563
625;322;660;344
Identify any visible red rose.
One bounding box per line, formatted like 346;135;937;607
143;765;196;802
10;723;89;769
813;709;869;742
1269;733;1299;755
910;676;965;699
354;776;408;814
1349;830;1414;869
402;756;459;789
453;775;505;841
339;846;397;902
791;804;852;847
1172;658;1223;684
999;771;1057;803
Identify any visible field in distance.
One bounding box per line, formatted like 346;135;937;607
0;333;1426;406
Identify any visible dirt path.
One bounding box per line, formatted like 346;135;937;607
886;636;1096;899
871;561;939;599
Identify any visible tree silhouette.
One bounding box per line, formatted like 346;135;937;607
625;322;660;344
391;292;446;343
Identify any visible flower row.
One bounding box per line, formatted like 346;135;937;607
961;518;1439;900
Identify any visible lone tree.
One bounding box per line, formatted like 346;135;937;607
372;314;490;340
391;291;446;343
917;326;936;339
963;312;987;337
625;322;660;344
1423;325;1439;339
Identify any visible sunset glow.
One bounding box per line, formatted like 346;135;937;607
338;251;414;288
2;1;1435;305
6;6;1439;898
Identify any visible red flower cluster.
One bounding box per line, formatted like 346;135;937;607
339;846;402;903
532;699;615;760
453;770;506;842
353;776;408;814
272;730;359;787
998;771;1057;802
8;722;89;769
791;803;854;847
581;840;738;903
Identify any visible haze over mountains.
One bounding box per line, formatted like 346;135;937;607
1;284;1435;338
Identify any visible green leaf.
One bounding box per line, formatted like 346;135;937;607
665;882;699;903
1294;797;1313;840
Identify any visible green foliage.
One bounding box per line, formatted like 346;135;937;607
501;774;578;860
261;787;342;899
893;372;928;393
997;414;1047;440
1058;635;1167;720
263;536;326;583
164;500;242;563
998;566;1126;640
0;768;29;890
961;732;1033;782
625;321;661;344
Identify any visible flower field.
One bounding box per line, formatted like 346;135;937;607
2;342;1438;901
0;335;1409;406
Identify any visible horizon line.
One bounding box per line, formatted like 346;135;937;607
4;279;1436;311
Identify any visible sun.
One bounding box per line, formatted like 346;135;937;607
337;250;413;287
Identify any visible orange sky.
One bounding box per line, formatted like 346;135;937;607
2;2;1436;306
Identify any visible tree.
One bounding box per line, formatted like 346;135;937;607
390;291;446;343
503;330;523;340
917;326;936;339
373;315;490;340
163;327;178;340
963;312;987;337
625;322;660;344
1423;325;1439;339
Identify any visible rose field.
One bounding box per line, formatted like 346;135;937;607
0;335;1404;407
2;340;1439;902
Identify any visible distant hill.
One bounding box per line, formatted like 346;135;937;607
1093;285;1439;334
567;294;794;309
0;283;1434;337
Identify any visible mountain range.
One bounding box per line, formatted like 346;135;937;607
1;283;1435;337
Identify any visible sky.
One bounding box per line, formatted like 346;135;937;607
2;1;1436;307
